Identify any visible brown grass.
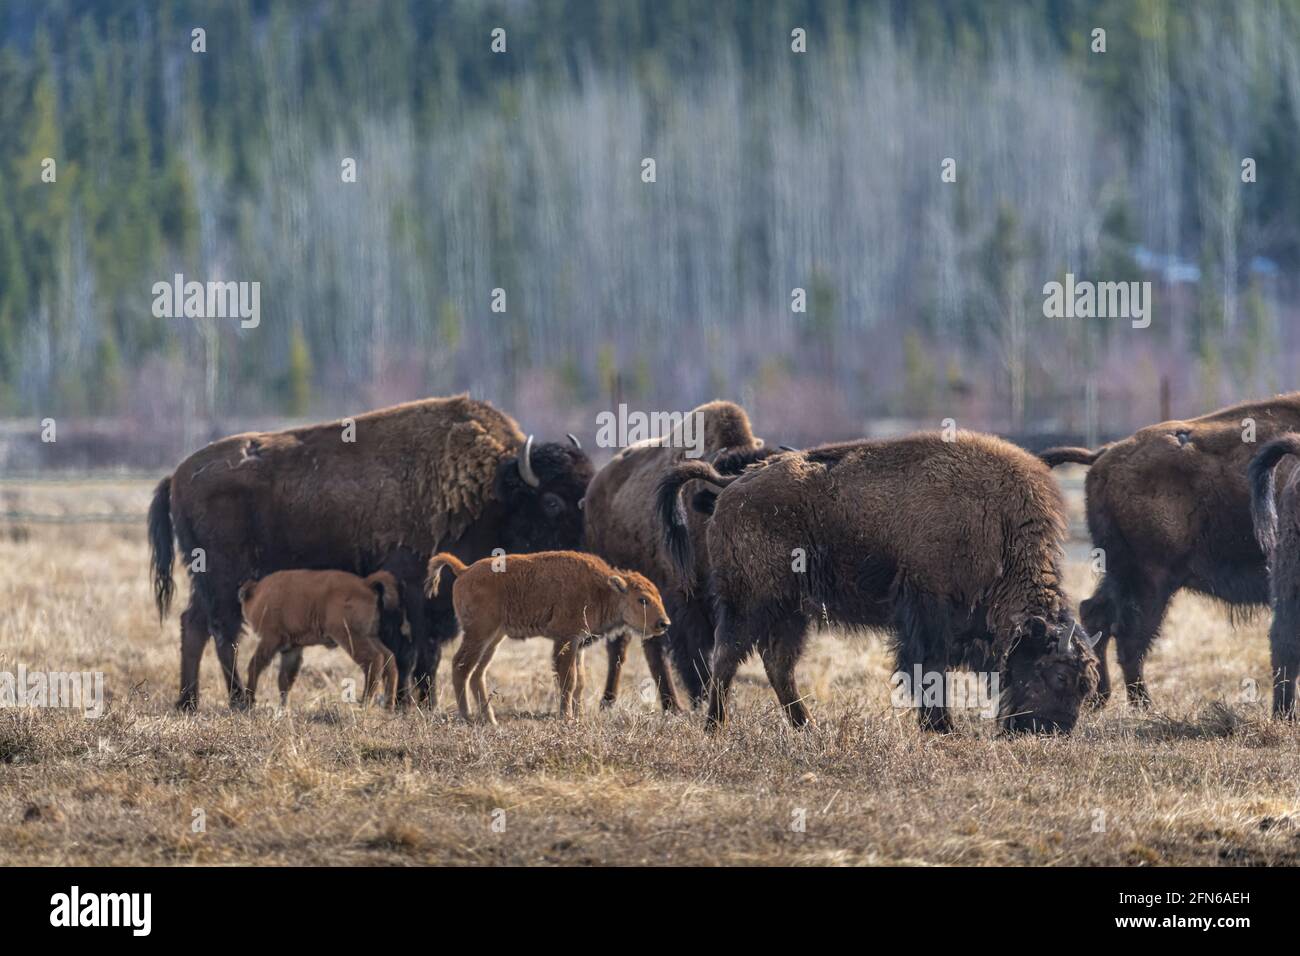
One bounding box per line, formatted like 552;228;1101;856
2;477;1300;866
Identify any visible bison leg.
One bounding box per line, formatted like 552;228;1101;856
666;594;713;708
468;632;506;724
758;622;813;729
704;602;760;732
599;633;631;708
176;598;210;712
1269;601;1300;718
1113;583;1172;709
892;590;953;733
1079;591;1114;707
211;601;249;711
277;648;304;707
642;637;682;713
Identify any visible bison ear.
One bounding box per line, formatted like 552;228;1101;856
608;574;628;593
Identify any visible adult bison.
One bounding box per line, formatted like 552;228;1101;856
582;401;768;710
657;432;1098;734
149;395;593;710
1040;393;1300;707
1248;433;1300;716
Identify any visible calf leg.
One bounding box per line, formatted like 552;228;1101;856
553;639;580;718
468;633;506;724
177;597;210;711
450;630;485;721
244;637;280;709
705;601;761;732
277;648;304;707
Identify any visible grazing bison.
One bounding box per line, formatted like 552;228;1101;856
1040;394;1300;707
239;569;405;708
1249;433;1300;716
658;433;1099;734
582;401;768;711
149;395;593;710
425;551;671;722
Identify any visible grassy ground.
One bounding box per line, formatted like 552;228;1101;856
2;478;1299;866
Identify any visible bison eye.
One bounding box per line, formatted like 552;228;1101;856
540;492;565;517
638;597;648;606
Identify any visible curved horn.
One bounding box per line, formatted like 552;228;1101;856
1086;629;1103;650
779;445;796;452
1058;620;1076;655
518;435;540;488
566;432;581;450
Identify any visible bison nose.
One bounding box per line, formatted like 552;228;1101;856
656;618;671;632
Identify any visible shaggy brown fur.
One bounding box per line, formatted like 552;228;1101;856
582;401;765;711
658;431;1098;734
426;551;670;723
239;570;403;708
148;395;593;711
1248;434;1300;716
1041;393;1300;707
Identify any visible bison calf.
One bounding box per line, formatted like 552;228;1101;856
425;551;671;723
238;569;404;708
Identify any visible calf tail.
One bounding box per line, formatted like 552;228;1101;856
237;579;258;605
425;553;468;597
1038;445;1109;468
655;460;738;579
148;476;175;619
366;571;401;612
1249;434;1300;556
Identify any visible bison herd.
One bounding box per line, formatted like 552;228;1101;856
145;391;1300;736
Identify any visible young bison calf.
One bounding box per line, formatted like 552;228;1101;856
425;551;671;723
238;569;404;708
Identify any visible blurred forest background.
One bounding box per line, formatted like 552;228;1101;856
1;0;1299;466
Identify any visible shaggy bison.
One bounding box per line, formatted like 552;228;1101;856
149;395;593;710
1249;433;1300;716
582;401;767;711
658;433;1099;734
239;569;405;708
1040;394;1300;707
425;551;670;722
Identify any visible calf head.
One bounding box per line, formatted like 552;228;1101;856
607;570;671;639
1000;611;1100;735
494;435;594;552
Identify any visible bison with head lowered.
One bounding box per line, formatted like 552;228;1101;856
149;395;593;710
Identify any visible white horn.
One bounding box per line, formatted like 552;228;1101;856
1058;620;1076;654
518;435;540;488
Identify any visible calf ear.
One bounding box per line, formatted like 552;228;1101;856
608;574;628;593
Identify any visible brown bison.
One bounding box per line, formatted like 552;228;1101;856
1249;433;1300;716
658;432;1099;734
149;395;593;711
582;401;769;711
1040;394;1300;707
239;569;405;708
425;551;670;722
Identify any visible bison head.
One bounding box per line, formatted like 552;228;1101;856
608;570;671;638
493;435;594;553
999;612;1100;735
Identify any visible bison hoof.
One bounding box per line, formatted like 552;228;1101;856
175;695;198;713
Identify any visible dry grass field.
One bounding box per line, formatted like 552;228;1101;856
2;476;1300;866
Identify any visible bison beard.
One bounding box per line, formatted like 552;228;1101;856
1040;393;1300;708
149;395;592;711
658;432;1098;734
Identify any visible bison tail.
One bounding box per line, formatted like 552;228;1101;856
1249;434;1300;556
655;460;737;579
425;553;468;597
1038;445;1109;468
148;476;175;620
366;571;401;612
237;579;258;605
